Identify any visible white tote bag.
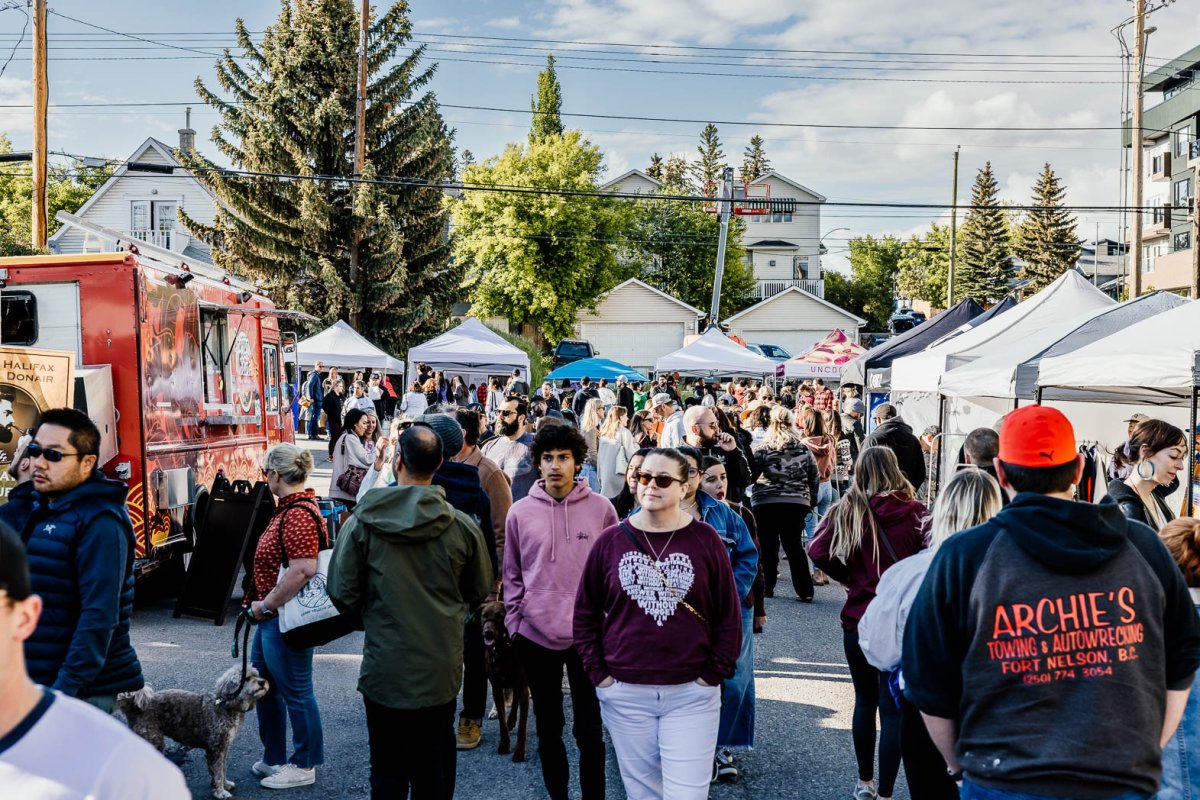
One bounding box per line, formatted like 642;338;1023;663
273;504;353;648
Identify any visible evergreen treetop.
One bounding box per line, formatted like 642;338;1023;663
740;135;770;183
1014;163;1081;293
956;162;1012;304
691;123;726;193
646;153;664;182
179;0;457;351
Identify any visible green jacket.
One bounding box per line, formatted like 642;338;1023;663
328;483;493;710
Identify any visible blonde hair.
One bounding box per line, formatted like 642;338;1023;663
580;397;604;433
928;467;1002;550
1161;518;1200;586
600;406;628;439
760;405;805;450
828;446;915;565
264;443;315;485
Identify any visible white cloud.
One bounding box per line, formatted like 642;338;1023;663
486;16;522;30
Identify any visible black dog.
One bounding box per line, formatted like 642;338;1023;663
478;600;529;762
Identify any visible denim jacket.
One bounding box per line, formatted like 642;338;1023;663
698;492;758;605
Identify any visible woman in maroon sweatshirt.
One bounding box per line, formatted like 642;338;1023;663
574;448;742;800
809;446;927;800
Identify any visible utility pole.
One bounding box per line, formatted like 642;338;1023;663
947;146;960;307
1094;221;1100;284
348;0;369;329
1130;0;1147;296
707;166;735;330
31;0;47;249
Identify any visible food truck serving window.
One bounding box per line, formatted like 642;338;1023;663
200;309;231;405
0;291;37;346
263;344;280;412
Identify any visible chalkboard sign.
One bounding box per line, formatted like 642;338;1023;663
173;481;275;625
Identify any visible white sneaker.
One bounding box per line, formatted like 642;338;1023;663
252;761;283;778
260;764;316;789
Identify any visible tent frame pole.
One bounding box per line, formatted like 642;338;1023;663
1036;387;1044;405
1189;381;1198;516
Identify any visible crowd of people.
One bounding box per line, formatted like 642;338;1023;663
4;368;1200;800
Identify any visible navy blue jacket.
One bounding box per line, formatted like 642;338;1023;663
1;472;143;698
434;461;497;577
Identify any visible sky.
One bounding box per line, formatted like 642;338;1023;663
1;0;1198;273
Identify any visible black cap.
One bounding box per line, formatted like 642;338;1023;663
0;523;31;601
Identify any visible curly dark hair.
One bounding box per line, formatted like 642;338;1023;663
530;422;588;472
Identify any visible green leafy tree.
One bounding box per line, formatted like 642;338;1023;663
0;133;107;248
530;54;563;141
740;135;770;183
690;123;726;193
956;162;1013;304
663;154;692;192
179;0;456;352
1014;163;1081;292
896;223;952;307
630;195;753;318
451;131;636;342
645;153;664;182
824;235;903;330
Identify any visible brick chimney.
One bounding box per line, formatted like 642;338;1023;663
178;107;196;153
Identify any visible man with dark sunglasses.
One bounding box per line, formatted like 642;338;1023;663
0;408;143;713
482;398;536;502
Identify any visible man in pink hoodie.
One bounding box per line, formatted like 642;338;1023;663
504;424;617;800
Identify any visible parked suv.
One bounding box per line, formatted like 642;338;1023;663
552;339;595;370
746;342;792;362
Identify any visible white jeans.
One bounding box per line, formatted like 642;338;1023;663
596;680;721;800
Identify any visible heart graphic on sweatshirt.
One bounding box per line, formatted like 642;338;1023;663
617;551;695;626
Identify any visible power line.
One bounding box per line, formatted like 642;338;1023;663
45;9;224;58
0;1;26;81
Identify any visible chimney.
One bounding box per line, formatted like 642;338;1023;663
178;107;195;153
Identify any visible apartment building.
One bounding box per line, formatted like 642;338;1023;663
1125;43;1200;295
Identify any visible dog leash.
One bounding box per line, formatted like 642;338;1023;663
230;607;256;697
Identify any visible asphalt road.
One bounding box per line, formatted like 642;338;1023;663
128;436;910;799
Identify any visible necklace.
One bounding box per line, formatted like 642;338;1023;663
640;513;688;562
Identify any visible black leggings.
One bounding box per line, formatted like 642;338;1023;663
901;696;959;800
752;502;813;600
843;630;902;797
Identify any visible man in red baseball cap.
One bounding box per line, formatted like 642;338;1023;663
903;405;1200;800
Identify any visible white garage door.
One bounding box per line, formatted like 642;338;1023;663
579;321;685;372
739;329;826;358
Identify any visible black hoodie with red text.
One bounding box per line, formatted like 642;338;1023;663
903;493;1200;799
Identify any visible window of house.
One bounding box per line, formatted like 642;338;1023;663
1173;178;1191;209
1174;126;1192;158
200;309;231;405
783;211;793;222
1174;231;1191;252
771;212;783;223
130;200;178;248
262;344;280;412
793;257;810;280
0;291;37;345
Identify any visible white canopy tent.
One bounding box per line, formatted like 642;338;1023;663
890;270;1114;394
296;320;406;372
655;327;778;378
406;317;530;384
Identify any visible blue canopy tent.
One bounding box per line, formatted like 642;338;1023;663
545;357;648;383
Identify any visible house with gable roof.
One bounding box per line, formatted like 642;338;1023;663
50;114;218;263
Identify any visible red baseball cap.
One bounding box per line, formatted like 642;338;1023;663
998;406;1076;467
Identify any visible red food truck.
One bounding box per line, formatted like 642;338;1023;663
0;219;310;575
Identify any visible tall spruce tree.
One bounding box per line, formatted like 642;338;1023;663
530;54;563;141
690;123;726;192
740;135;770;182
1014;163;1081;292
179;0;455;351
646;153;665;182
956;162;1013;303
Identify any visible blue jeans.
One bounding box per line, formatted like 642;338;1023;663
306;405;320;438
581;463;601;493
717;606;755;749
1158;664;1200;799
804;481;834;544
251;616;324;768
962;779;1150;800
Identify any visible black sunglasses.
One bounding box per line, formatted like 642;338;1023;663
636;472;685;488
27;443;89;463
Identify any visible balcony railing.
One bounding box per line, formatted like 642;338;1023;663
755;278;824;300
127;228;174;250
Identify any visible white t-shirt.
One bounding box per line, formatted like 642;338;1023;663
0;689;189;800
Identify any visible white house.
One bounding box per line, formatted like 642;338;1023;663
50;117;218;263
573;278;704;372
724;286;866;357
600;168;827;301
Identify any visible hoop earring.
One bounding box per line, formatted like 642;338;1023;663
1135;460;1156;481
